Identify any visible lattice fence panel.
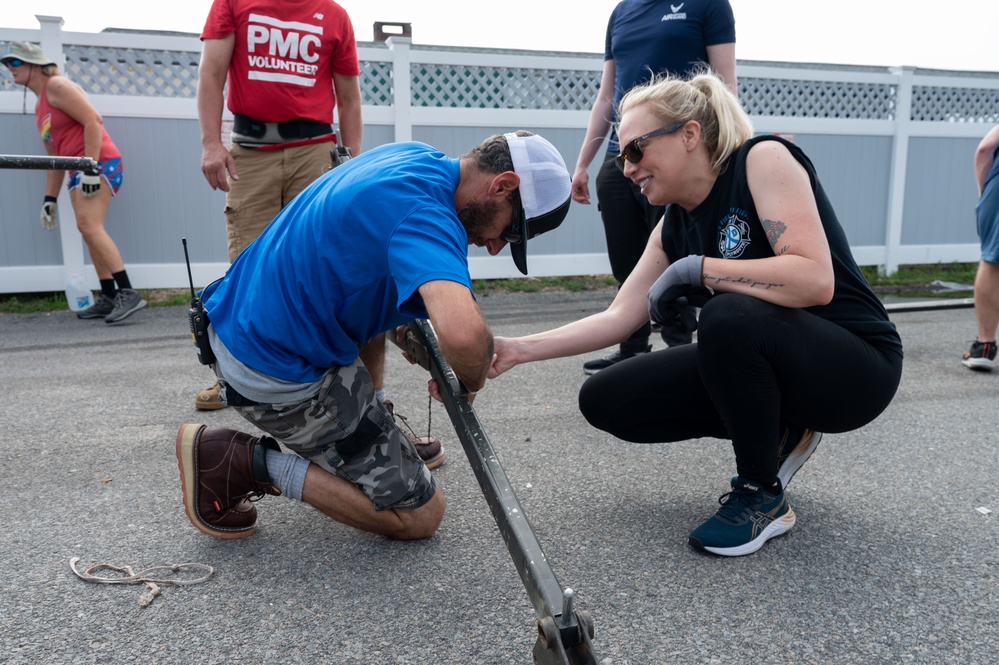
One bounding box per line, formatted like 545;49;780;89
911;86;999;123
0;67;14;92
6;43;999;125
64;45;200;97
740;78;896;119
360;60;393;106
410;64;599;110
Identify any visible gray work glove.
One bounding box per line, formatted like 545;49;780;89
80;169;101;198
652;283;713;337
40;196;58;230
647;254;704;324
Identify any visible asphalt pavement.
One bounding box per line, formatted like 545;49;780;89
0;291;996;664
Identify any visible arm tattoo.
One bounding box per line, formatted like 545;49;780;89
703;272;785;291
761;218;790;256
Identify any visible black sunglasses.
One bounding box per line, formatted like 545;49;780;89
3;58;25;68
614;120;687;172
501;226;522;244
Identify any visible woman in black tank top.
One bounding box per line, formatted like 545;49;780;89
488;70;903;557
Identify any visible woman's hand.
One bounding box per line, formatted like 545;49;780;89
488;337;520;379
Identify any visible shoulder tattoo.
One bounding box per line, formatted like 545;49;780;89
761;218;790;256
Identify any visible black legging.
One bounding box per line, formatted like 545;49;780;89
595;154;665;349
578;293;903;486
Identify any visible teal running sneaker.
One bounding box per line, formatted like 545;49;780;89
689;476;795;556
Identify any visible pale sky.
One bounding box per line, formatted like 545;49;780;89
4;1;998;73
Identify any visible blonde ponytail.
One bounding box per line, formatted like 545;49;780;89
618;68;753;173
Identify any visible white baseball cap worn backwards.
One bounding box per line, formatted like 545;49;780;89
504;132;572;275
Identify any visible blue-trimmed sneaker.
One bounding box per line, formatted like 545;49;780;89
688;477;795;557
777;429;822;489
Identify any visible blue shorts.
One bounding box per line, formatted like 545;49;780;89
67;157;123;196
977;175;999;262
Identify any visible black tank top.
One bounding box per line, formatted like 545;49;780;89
660;135;902;356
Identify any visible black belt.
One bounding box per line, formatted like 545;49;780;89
220;380;261;407
232;113;333;141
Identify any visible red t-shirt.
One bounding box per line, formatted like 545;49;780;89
201;0;359;124
36;78;120;161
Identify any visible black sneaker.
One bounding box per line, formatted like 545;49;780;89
582;345;652;375
962;340;996;371
688;476;795;557
104;288;147;324
76;293;114;319
776;428;822;489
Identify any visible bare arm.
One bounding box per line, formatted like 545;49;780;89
490;219;670;377
418;280;493;393
974;124;999;194
706;42;738;96
700;141;834;308
332;73;362;156
197;35;236;191
571;59;616;205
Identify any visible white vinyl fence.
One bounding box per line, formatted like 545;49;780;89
1;15;998;294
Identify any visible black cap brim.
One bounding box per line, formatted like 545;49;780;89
509;196;570;275
509;204;529;275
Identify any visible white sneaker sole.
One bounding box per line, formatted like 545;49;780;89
962;357;995;371
701;505;796;557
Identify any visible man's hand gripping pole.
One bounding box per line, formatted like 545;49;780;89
395;320;598;665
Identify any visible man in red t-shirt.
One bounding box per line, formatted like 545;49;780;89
193;1;441;469
195;0;362;412
198;0;362;259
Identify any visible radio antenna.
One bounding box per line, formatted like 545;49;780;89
182;237;198;305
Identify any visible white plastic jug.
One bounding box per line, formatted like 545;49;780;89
65;273;93;312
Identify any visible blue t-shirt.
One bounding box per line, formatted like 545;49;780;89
605;0;736;151
203;142;473;383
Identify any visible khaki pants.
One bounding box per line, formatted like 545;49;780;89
224;141;333;261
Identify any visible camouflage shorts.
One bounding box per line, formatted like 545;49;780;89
226;359;436;512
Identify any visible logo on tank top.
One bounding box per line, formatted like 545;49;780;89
663;3;687;20
39;113;53;144
717;213;752;258
245;13;323;87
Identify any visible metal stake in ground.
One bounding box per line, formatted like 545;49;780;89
394;319;598;665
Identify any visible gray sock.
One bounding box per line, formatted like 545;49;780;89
264;448;310;502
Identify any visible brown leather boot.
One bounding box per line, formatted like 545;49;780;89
175;424;281;539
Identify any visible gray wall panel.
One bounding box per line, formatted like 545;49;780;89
902;137;981;245
790;134;893;247
102;116;228;264
4;115;981;276
361;124;394;153
0;114;62;267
